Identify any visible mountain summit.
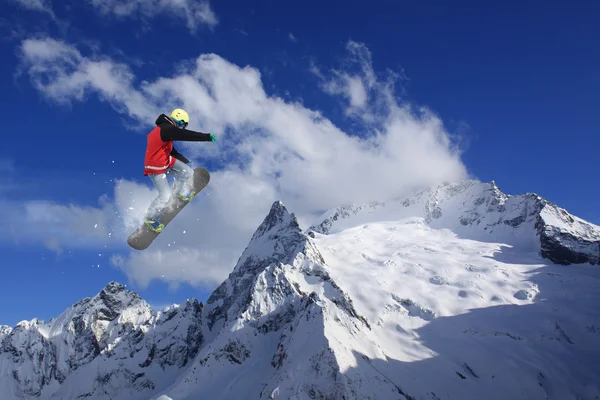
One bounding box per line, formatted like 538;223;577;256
310;180;600;265
1;181;599;400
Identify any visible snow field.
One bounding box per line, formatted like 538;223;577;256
314;217;600;400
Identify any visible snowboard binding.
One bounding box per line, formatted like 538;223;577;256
175;189;196;202
145;219;165;233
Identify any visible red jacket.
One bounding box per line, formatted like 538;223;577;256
144;124;177;175
143;114;213;176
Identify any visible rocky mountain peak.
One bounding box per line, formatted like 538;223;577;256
0;325;11;341
101;281;126;295
250;200;300;241
232;200;305;274
94;281;144;321
204;200;326;335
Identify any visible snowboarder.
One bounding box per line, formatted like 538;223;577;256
143;108;215;232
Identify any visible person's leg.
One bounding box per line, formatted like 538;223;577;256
145;172;172;222
169;159;194;199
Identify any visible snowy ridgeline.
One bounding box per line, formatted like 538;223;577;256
1;179;599;400
309;180;600;265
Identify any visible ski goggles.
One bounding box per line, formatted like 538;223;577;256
173;118;188;128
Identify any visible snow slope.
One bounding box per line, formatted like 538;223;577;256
314;218;600;399
1;180;599;399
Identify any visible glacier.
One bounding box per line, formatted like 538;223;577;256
1;179;599;400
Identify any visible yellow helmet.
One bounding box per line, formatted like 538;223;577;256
170;108;189;127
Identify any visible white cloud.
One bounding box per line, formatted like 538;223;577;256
318;69;369;110
313;41;400;119
19;38;158;122
0;198;117;253
10;0;216;33
12;0;55;18
87;0;218;32
111;247;228;290
17;37;469;290
289;33;297;42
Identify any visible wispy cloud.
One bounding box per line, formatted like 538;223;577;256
288;32;297;42
111;247;227;290
0;197;117;254
311;40;407;120
9;0;216;34
12;0;55;18
87;0;218;32
0;158;17;194
18;38;158;121
16;36;469;290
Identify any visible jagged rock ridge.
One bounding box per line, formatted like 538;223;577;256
0;282;204;399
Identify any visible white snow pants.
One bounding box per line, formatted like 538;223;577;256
145;159;193;221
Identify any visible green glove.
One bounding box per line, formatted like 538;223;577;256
209;133;216;142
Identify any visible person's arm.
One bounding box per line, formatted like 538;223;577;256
170;147;190;164
161;124;213;142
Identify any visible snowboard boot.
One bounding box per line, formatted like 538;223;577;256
145;219;164;233
175;189;196;202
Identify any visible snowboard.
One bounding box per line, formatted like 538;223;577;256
127;167;210;250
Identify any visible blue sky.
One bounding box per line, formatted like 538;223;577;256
1;0;598;327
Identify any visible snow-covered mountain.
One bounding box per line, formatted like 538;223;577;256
0;282;203;399
2;179;599;400
309;180;600;265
